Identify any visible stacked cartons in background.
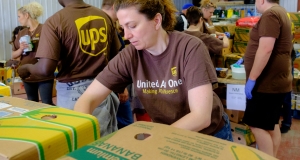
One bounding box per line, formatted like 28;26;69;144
214;24;235;68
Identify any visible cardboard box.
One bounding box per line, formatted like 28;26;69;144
225;108;244;123
234;27;251;42
221;39;233;55
58;121;276;160
292;77;300;93
233;40;248;54
224;53;243;69
216;68;228;78
12;77;26;95
214;24;236;36
0;67;13;85
288;12;300;34
294;57;300;71
0;97;100;160
230;122;256;146
0;85;11;96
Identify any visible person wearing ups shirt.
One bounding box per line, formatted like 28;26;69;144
183;6;229;67
242;0;293;157
17;0;122;137
12;2;55;105
74;0;233;141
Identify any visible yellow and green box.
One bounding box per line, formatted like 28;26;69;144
0;97;100;160
233;41;248;54
234;27;251;42
231;122;256;146
0;67;13;85
0;85;11;96
214;24;236;36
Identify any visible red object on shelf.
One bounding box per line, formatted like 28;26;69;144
236;16;260;27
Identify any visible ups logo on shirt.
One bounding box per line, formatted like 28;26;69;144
171;67;177;77
75;16;108;56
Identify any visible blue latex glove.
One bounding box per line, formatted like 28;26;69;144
232;58;244;68
245;79;256;99
224;32;230;38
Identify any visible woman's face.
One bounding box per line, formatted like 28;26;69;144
202;7;215;20
18;11;28;26
117;6;159;50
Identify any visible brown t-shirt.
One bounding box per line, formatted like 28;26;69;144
244;6;293;93
183;31;223;56
13;24;54;82
36;3;121;82
97;31;224;135
200;19;216;34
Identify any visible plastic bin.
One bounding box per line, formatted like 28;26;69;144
231;65;246;79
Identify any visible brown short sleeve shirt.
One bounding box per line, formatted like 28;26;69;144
183;31;223;56
97;31;224;135
36;4;121;82
13;24;54;82
244;6;293;93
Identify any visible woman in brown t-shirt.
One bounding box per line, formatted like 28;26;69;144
12;2;54;105
200;0;217;34
74;0;232;141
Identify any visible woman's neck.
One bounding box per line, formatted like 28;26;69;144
146;29;169;56
27;20;39;32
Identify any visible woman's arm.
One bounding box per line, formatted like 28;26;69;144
171;83;213;131
12;42;28;59
74;80;112;114
222;35;229;48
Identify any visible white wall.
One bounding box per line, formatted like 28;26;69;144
280;0;297;12
0;0;103;61
1;0;296;61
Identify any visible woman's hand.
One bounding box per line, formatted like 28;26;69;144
19;41;29;51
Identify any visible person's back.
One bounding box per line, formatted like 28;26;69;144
37;3;120;83
31;1;121;136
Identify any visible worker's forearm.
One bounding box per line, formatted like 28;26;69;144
249;48;272;80
12;49;23;59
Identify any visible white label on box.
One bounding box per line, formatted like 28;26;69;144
7;107;29;113
0;111;12;117
0;103;12;109
227;84;246;111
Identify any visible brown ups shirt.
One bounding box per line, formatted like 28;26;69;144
36;3;121;82
97;31;224;135
13;24;54;82
183;31;223;56
244;6;293;93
